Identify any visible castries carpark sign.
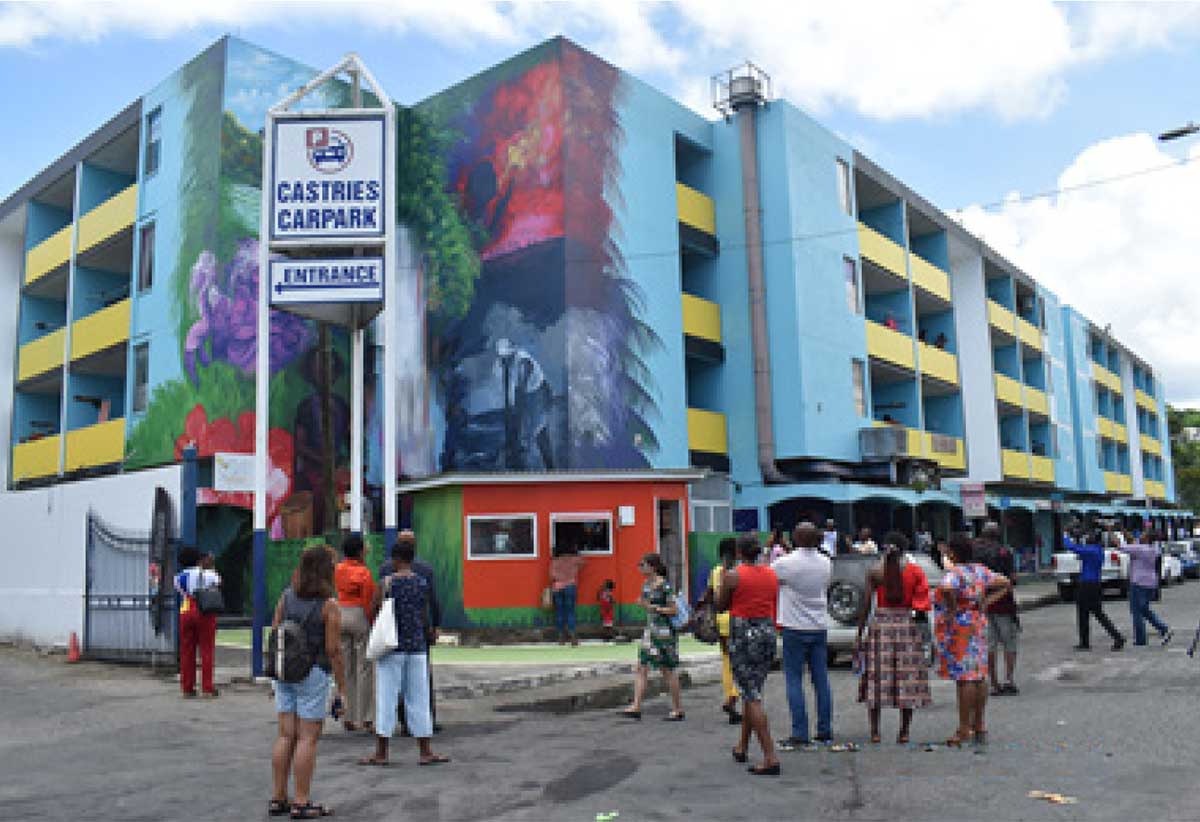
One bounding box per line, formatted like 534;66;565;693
270;114;386;241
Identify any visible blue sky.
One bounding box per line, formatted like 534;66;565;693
3;1;1200;401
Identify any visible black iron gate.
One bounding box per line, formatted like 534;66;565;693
83;507;179;667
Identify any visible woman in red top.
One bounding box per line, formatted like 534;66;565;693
717;536;781;776
855;532;932;745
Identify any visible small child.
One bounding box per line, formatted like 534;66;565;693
598;579;616;639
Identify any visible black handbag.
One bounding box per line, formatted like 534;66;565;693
193;584;224;614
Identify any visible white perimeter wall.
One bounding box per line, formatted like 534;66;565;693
0;465;182;647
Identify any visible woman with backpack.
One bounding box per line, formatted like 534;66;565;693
269;546;346;820
619;552;685;721
174;548;222;698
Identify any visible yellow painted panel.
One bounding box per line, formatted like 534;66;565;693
1031;455;1054;483
919;343;958;385
1145;479;1166;499
866;320;915;370
857;223;907;280
1112;421;1127;443
688;408;728;455
1017;317;1042;350
681;293;721;344
676;183;715;236
12;435;60;481
1092;362;1121;393
64;419;125;471
1136;389;1157;413
994;372;1023;407
70;298;131;361
987;300;1015;335
1104;471;1132;495
17;328;66;382
24;224;72;286
1002;448;1030;479
923;431;965;471
1025;385;1049;416
1141;434;1162;456
910;255;950;302
76;184;137;254
1097;417;1115;440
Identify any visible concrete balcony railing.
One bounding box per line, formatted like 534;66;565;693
687;408;728;456
1141;433;1162;457
1031;455;1054;483
1145;479;1167;500
994;372;1023;407
24;223;72;287
857;223;907;281
1092;362;1122;394
1002;448;1030;480
866;320;915;370
987;300;1016;338
77;184;137;255
1024;384;1049;416
70;298;130;361
681;293;721;345
64;418;125;472
1135;388;1157;413
676;182;716;236
918;342;958;385
17;327;66;382
12;435;60;482
1017;317;1042;350
1104;471;1133;495
910;254;950;302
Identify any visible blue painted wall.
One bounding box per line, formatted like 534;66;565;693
79;163;134;215
1040;288;1077;489
860;202;903;244
25;202;71;249
1062;307;1104;493
72;265;128;319
17;296;66;345
66;374;125;430
12;392;59;443
910;230;948;270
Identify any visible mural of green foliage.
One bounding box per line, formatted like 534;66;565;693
465;605;604;629
221;110;262;187
412;485;466;626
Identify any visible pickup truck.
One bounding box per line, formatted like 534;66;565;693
1051;546;1128;601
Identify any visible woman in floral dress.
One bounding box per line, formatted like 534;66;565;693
620;553;685;720
934;534;1013;746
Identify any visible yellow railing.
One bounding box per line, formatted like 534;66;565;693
687;408;728;455
17;328;66;382
681;293;721;344
1145;479;1166;500
994;372;1023;407
1002;448;1030;479
1024;385;1049;416
24;224;72;287
1017;317;1041;350
1105;471;1132;495
70;298;131;361
987;300;1015;336
857;223;907;280
923;432;965;471
1135;388;1157;413
918;343;958;385
64;418;125;472
76;184;137;254
11;435;60;482
676;183;716;236
1141;433;1162;456
1112;421;1127;443
1031;455;1054;483
866;320;915;370
1092;362;1122;393
1097;417;1115;440
910;254;950;302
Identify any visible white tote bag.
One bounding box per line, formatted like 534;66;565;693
366;598;398;661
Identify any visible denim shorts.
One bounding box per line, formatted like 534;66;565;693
275;666;330;721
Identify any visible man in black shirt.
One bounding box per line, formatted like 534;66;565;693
380;529;442;733
976;523;1020;695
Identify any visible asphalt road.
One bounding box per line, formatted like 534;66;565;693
4;583;1200;822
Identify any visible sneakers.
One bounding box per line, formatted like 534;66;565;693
778;737;810;751
1162;629;1174;647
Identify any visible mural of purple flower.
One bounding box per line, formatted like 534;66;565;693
184;238;315;384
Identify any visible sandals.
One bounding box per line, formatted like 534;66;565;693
662;711;686;722
290;802;333;819
269;799;290;817
618;709;641;720
748;763;781;776
419;754;451;766
356;756;389;767
732;747;748;764
896;733;910;745
990;685;1005;697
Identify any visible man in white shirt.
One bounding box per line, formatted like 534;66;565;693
821;520;839;557
773;522;833;748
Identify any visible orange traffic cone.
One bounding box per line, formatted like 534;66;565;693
67;631;81;663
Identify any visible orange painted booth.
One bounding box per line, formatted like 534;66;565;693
400;471;703;631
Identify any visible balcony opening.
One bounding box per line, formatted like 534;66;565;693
673;133;711;193
993;342;1020;382
12;381;61;446
984;268;1014;311
869;365;918;429
864;282;911;335
18;294;66;346
1022;352;1045;391
854;171;903;245
1029;420;1052;458
25;171;76;249
999;414;1027;452
907;208;948;272
1014;280;1039;327
916;305;954;353
67;365;126;433
681;248;718;302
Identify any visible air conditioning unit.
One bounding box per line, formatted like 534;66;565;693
859;426;908;459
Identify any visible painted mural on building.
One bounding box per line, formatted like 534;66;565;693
408;39;662;474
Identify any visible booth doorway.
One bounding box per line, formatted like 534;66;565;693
657;499;684;595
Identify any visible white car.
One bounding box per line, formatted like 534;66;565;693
1160;547;1184;587
1051;546;1128;601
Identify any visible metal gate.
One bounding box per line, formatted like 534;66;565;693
83;510;178;666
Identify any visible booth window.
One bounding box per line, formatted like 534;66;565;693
467;514;537;559
551;513;613;555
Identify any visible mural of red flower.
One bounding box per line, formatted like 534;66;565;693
176;404;294;536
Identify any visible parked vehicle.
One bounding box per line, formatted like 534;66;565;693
1161;542;1189;584
1051;546;1128;601
1178;541;1200;579
825;552;944;661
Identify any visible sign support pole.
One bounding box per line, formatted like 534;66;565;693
252;118;274;679
348;68;364;538
382;97;398;554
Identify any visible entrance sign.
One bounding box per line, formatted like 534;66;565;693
270;115;386;242
269;257;384;304
213;452;255;493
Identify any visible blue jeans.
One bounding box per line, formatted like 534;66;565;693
374;651;432;739
1128;584;1169;645
781;628;832;741
553;585;577;634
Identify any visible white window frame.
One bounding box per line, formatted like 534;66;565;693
138;221;155;292
690;500;732;534
836;158;852;216
465;513;538;561
132;341;150;414
144;106;162;177
550;512;614;556
852;358;867;418
844;256;861;314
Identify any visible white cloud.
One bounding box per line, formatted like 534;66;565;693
957;133;1200;405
